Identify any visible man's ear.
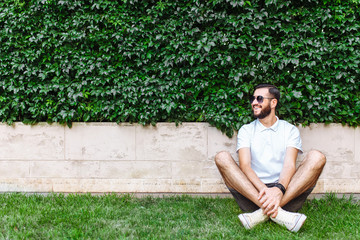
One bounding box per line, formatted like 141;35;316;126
271;98;278;109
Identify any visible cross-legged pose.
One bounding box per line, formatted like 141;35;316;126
215;84;326;232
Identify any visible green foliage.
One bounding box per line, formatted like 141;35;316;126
0;0;359;136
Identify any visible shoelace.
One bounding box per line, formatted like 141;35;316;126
273;215;300;227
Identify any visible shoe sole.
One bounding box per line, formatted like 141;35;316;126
290;214;307;232
238;214;251;229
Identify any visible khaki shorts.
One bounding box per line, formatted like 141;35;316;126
228;183;314;212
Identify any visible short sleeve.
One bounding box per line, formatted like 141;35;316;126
236;125;251;152
287;125;303;153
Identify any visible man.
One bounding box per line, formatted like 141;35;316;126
215;83;326;232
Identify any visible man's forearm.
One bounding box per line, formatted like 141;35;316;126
278;165;296;189
240;165;267;193
279;147;298;188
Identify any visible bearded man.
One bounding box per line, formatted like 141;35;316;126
215;83;326;232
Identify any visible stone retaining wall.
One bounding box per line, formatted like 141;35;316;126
0;122;358;193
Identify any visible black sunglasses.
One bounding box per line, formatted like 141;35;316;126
249;95;274;104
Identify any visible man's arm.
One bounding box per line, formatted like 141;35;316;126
238;148;267;194
278;147;298;188
260;147;298;217
239;148;284;216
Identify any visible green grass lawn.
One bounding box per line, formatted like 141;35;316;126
0;193;359;239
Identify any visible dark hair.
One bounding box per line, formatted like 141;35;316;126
253;83;280;102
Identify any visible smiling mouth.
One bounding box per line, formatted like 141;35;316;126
253;105;261;110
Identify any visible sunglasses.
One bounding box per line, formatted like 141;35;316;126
249;95;274;104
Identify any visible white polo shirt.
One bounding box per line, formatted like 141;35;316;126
236;117;303;183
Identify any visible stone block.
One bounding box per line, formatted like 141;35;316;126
30;161;100;179
0;178;53;192
202;159;222;179
62;179;143;193
299;124;355;162
201;179;229;193
65;123;136;161
322;178;360;193
171;179;201;192
0;123;64;160
0;161;30;178
321;162;360;179
52;179;173;193
140;179;172;193
98;161;171;179
52;178;82;192
208;126;237;162
171;161;203;180
136;123;207;161
312;179;325;193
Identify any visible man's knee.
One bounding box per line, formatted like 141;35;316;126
307;149;327;169
214;151;233;167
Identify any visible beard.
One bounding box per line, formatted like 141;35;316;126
253;103;272;119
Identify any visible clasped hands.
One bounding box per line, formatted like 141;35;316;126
258;186;283;218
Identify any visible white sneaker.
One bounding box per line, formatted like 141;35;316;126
238;208;269;229
270;207;307;232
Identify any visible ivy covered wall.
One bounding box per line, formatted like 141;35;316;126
0;0;359;136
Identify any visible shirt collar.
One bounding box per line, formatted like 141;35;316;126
256;116;279;132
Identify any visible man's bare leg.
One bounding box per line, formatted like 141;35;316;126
214;151;262;207
270;150;325;232
215;151;270;229
280;150;326;207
